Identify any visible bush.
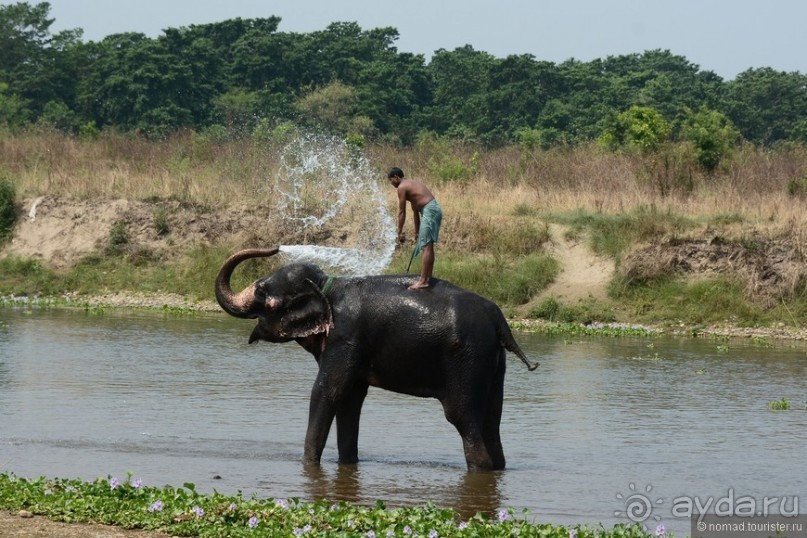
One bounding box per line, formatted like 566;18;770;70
0;174;18;240
106;221;129;253
599;106;671;155
786;175;807;198
681;106;740;173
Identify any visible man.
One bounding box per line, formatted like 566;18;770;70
387;167;442;290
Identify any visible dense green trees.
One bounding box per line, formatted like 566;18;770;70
1;1;805;149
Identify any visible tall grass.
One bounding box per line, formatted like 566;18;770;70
2;130;806;227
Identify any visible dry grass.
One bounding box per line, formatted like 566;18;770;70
2;130;806;235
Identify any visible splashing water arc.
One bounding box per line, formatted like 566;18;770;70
273;133;396;276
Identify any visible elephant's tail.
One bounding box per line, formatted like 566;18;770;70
498;317;539;371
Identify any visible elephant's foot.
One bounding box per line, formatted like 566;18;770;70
337;453;359;465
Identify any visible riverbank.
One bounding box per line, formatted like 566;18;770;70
4;291;807;343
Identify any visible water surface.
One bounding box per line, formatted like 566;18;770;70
1;307;804;535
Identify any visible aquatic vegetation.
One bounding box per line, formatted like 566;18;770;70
0;472;664;537
749;336;771;347
767;398;791;410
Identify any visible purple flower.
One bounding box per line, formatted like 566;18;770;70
148;500;164;512
366;531;376;538
429;530;438;538
248;516;259;528
192;506;204;517
569;529;578;538
294;528;303;536
229;503;238;511
276;499;289;510
403;526;412;535
497;509;509;522
109;477;120;490
656;523;667;537
458;521;468;530
131;478;143;489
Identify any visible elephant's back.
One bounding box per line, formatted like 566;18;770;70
344;274;479;296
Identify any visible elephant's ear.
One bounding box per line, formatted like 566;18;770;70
278;278;334;339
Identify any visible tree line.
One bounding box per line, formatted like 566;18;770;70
2;1;806;154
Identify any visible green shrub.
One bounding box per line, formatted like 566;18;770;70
599;106;671;155
153;207;170;236
0;174;18;240
786;176;807;198
681;106;740;174
106;221;129;253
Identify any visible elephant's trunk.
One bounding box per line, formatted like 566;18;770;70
215;247;280;318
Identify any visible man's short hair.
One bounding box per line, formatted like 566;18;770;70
388;167;404;179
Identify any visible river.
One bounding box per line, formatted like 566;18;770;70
0;307;804;535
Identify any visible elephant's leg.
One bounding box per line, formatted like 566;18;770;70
483;355;506;470
303;377;337;465
335;383;369;464
441;398;494;471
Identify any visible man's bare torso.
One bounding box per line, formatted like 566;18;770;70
398;179;435;212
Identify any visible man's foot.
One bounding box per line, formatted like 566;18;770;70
408;280;430;290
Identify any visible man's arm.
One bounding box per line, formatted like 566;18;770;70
397;187;407;242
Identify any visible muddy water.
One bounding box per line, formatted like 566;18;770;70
0;307;804;535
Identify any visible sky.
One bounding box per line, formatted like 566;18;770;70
45;0;807;81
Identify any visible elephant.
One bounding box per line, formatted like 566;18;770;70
215;247;538;471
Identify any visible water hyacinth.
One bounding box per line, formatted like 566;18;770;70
0;472;670;538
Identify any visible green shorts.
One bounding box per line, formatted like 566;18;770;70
415;199;442;256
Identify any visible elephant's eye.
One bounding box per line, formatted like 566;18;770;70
254;283;270;300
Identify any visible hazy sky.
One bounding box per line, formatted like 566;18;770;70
46;0;807;80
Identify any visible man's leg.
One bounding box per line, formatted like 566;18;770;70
410;241;434;289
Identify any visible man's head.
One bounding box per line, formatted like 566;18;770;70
387;167;404;187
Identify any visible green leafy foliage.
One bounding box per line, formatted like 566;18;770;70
681;107;740;173
2;3;806;146
0;173;17;239
600;106;672;154
0;472;664;538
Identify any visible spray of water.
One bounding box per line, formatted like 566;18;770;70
273;132;396;275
